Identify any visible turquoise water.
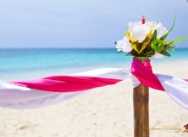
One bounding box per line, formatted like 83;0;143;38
0;48;188;80
0;48;133;73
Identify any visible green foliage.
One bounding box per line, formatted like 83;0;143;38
159;50;171;57
151;30;157;41
151;39;164;52
160;13;176;41
168;36;188;47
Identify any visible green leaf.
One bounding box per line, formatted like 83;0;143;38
150;50;155;56
151;39;164;52
167;44;175;51
144;50;155;57
160;13;176;41
151;30;157;41
168;36;188;46
159;50;171;56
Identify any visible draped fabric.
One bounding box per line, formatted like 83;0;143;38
0;68;127;109
0;60;188;110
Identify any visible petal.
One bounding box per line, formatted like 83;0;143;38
117;48;122;52
130;24;150;42
122;37;132;52
127;21;156;43
116;40;124;48
153;23;168;38
116;37;132;53
122;43;132;52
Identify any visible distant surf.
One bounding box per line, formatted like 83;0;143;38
0;48;188;81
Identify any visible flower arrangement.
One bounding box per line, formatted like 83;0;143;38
115;15;188;57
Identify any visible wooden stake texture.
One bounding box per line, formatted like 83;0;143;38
133;57;149;137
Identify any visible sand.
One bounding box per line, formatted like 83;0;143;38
0;61;188;137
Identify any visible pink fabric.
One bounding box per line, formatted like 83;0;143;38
131;59;165;91
13;76;121;92
12;59;166;93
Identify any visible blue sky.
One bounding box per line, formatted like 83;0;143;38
0;0;188;48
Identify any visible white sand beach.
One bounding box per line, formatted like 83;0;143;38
0;61;188;137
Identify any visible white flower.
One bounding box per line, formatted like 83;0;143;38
116;19;168;54
127;21;168;42
116;36;132;53
127;21;156;42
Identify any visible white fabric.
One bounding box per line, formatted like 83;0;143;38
0;80;86;109
0;68;188;110
72;68;130;80
157;74;188;110
0;68;129;109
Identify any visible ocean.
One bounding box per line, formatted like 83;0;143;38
0;48;188;81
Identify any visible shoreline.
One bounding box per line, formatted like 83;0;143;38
1;59;188;81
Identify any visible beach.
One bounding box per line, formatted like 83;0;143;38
0;60;188;137
1;0;188;136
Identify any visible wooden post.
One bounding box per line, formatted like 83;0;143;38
133;57;149;137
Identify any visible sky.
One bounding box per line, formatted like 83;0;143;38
0;0;188;48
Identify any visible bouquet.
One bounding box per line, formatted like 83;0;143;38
115;15;188;57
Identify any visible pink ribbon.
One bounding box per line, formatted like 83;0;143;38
13;76;121;92
131;59;164;91
13;59;165;92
